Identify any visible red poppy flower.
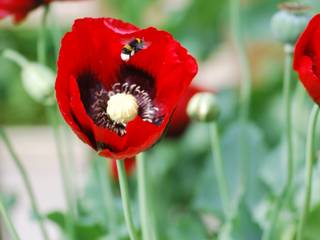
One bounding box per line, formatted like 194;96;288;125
294;14;320;104
110;158;136;180
56;18;198;159
0;0;77;23
0;0;49;22
167;85;206;137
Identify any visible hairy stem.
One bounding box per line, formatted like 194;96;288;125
230;0;252;195
0;128;50;240
210;123;230;217
297;105;320;240
262;44;294;240
0;197;21;240
46;107;75;240
116;160;138;240
96;157;117;232
37;5;50;65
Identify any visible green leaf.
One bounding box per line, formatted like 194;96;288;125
47;211;107;240
218;200;262;240
193;122;270;218
300;204;320;240
166;213;207;240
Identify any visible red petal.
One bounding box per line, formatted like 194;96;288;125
295;56;320;103
56;18;198;159
0;0;39;23
294;14;320;104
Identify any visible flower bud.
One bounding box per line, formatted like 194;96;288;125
271;2;311;44
187;92;219;122
3;49;55;105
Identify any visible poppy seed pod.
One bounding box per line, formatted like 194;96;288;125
271;2;310;44
3;49;55;105
187;92;219;122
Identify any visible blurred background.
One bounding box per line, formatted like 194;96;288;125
1;0;320;239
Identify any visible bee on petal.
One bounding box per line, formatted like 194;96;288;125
121;38;149;62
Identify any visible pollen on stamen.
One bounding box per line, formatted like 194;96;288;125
107;93;139;124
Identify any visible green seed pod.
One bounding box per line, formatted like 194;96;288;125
271;2;311;44
3;49;55;105
187;92;220;122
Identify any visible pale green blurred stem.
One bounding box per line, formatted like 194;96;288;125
262;44;294;240
47;8;62;60
37;5;49;65
230;0;252;194
210;123;230;217
96;157;117;232
0;197;21;240
38;4;75;239
46;107;75;240
137;153;157;240
297;105;320;240
137;153;149;240
0;128;50;240
116;160;138;240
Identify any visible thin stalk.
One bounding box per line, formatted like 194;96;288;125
46;107;75;240
96;157;117;232
210;123;230;218
262;44;294;240
230;0;252;194
47;8;62;61
297;105;320;240
0;128;50;240
137;153;152;240
37;5;50;65
0;197;21;240
116;160;138;240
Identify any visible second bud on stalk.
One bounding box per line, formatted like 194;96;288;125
3;49;55;105
271;2;310;45
187;92;220;122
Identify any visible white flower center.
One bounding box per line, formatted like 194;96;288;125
107;93;139;124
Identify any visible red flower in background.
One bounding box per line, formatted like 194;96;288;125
110;158;136;180
294;14;320;104
56;18;197;159
167;85;206;137
0;0;50;22
0;0;77;23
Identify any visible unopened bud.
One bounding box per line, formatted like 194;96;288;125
187;92;219;122
271;2;311;44
3;49;55;105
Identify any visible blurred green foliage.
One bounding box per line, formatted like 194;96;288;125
2;0;320;239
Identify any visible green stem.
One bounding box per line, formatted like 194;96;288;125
297;105;320;240
262;44;294;240
0;128;50;240
0;197;21;240
46;107;75;240
37;5;50;65
230;0;252;194
116;160;138;240
137;153;152;240
96;157;117;232
47;8;62;61
210;123;230;218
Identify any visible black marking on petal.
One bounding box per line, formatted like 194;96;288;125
76;67;164;137
70;111;97;150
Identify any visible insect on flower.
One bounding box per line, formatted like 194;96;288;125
120;38;150;62
55;18;198;159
